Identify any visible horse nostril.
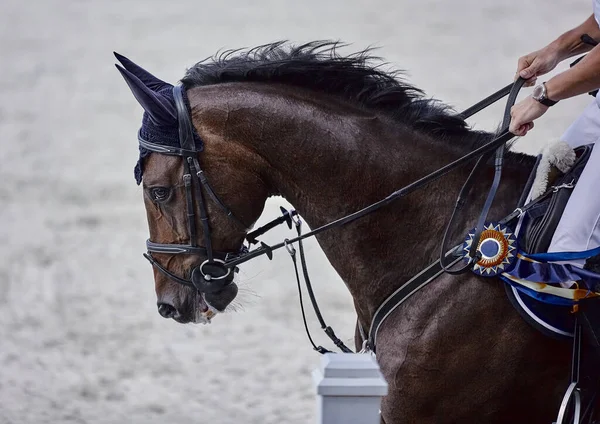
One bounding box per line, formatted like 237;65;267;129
157;303;177;319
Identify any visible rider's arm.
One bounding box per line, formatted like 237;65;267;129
517;15;600;84
546;43;600;101
510;14;600;136
552;14;600;60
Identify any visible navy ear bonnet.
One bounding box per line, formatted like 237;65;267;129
114;52;203;185
134;86;203;185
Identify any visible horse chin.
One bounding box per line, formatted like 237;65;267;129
204;283;239;312
189;283;238;325
192;294;214;325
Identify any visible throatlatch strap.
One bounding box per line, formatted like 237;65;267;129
188;156;214;262
183;161;197;248
192;157;247;230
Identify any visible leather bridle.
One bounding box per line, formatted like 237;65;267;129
140;85;248;294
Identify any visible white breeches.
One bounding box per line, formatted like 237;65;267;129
547;100;600;266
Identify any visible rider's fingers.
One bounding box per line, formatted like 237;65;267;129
511;122;534;137
509;106;520;133
520;62;538;79
509;107;524;135
517;55;532;74
512;125;526;136
515;55;540;85
515;75;537;86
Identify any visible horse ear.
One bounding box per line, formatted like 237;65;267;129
115;64;177;126
113;52;172;91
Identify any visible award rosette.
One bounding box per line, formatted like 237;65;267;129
463;222;518;277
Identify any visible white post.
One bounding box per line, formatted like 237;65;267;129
312;353;388;424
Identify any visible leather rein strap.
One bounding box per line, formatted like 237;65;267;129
366;185;555;352
224;80;526;271
440;78;526;274
285;217;354;354
365;79;527;353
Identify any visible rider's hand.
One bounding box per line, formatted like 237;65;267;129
509;96;549;136
515;46;562;86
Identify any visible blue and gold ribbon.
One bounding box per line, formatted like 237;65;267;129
463;222;600;305
500;253;600;305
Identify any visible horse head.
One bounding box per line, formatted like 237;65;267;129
116;53;269;323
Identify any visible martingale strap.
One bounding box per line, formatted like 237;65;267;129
365;181;576;353
285;217;353;354
440;78;526;275
367;251;463;352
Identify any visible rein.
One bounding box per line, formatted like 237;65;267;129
440;78;524;274
225;80;526;271
227;79;527;354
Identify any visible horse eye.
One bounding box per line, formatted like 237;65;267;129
150;187;171;203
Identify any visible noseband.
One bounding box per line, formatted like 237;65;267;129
140;85;246;294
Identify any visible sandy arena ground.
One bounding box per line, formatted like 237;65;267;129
0;1;593;423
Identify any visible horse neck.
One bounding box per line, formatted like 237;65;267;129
194;83;534;314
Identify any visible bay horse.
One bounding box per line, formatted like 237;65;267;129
116;42;576;423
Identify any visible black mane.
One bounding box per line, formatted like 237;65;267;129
181;41;488;145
